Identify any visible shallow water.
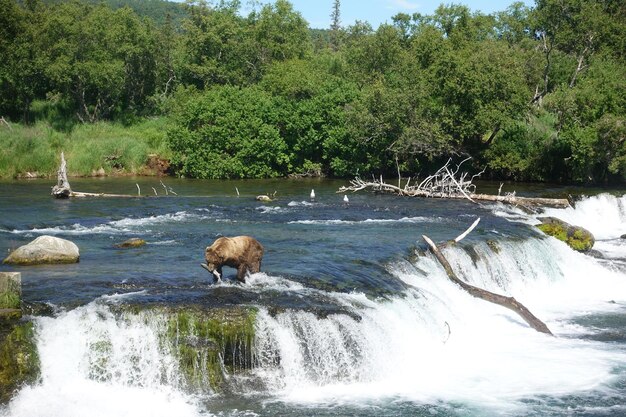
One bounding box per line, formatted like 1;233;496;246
1;178;625;417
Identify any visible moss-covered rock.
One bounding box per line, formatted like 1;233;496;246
114;238;147;248
0;320;40;403
536;217;595;252
160;306;257;393
486;240;501;254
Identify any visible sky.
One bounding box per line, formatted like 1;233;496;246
263;0;536;29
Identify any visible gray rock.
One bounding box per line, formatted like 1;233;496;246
3;236;80;265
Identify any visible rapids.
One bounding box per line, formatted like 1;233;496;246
0;178;625;416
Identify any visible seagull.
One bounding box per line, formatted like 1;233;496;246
310;189;315;201
343;194;349;204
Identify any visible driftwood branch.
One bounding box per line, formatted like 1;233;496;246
50;152;176;199
454;217;480;243
338;158;569;209
422;234;552;335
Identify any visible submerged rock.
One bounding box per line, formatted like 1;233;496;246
3;236;79;265
536;217;595;252
486;240;501;254
115;238;147;248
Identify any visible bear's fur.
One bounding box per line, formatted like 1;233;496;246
202;236;264;283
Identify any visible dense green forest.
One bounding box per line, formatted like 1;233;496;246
0;0;624;183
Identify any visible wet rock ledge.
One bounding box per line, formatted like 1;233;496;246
0;272;40;403
114;304;258;393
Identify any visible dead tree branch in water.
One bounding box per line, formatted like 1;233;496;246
338;158;569;209
51;152;72;198
421;224;553;335
50;152;176;198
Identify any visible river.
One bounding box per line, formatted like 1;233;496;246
1;178;625;417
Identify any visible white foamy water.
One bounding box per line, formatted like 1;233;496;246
2;303;203;417
287;201;315;207
2;210;217;236
255;205;284;214
248;237;626;414
289;216;436;225
541;193;626;240
493;193;626;259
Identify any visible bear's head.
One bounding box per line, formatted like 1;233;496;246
204;247;222;272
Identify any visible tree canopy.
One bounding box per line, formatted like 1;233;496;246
1;0;624;183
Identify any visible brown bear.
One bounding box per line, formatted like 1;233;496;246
201;236;264;283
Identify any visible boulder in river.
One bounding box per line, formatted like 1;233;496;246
536;217;595;252
3;236;80;265
114;238;146;248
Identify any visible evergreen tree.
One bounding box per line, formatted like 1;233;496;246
330;0;341;51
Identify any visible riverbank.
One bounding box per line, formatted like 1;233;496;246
0;119;172;179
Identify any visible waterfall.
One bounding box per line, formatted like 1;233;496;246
541;193;626;240
2;301;203;417
248;237;626;411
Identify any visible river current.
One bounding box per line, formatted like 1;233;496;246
0;178;625;417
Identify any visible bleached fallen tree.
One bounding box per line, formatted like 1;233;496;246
338;158;569;209
51;152;175;198
423;219;553;335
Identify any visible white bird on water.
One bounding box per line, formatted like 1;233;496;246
310;189;315;201
343;194;349;204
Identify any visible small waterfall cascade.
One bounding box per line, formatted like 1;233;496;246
248;236;626;408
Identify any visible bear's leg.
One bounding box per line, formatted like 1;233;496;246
236;265;248;283
249;260;261;274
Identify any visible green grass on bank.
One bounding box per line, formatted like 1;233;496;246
0;118;171;178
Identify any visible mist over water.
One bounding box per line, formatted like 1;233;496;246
1;178;625;416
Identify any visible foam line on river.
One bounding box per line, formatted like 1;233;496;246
288;216;439;225
0;209;220;236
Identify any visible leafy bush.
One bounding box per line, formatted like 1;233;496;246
168;86;289;179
